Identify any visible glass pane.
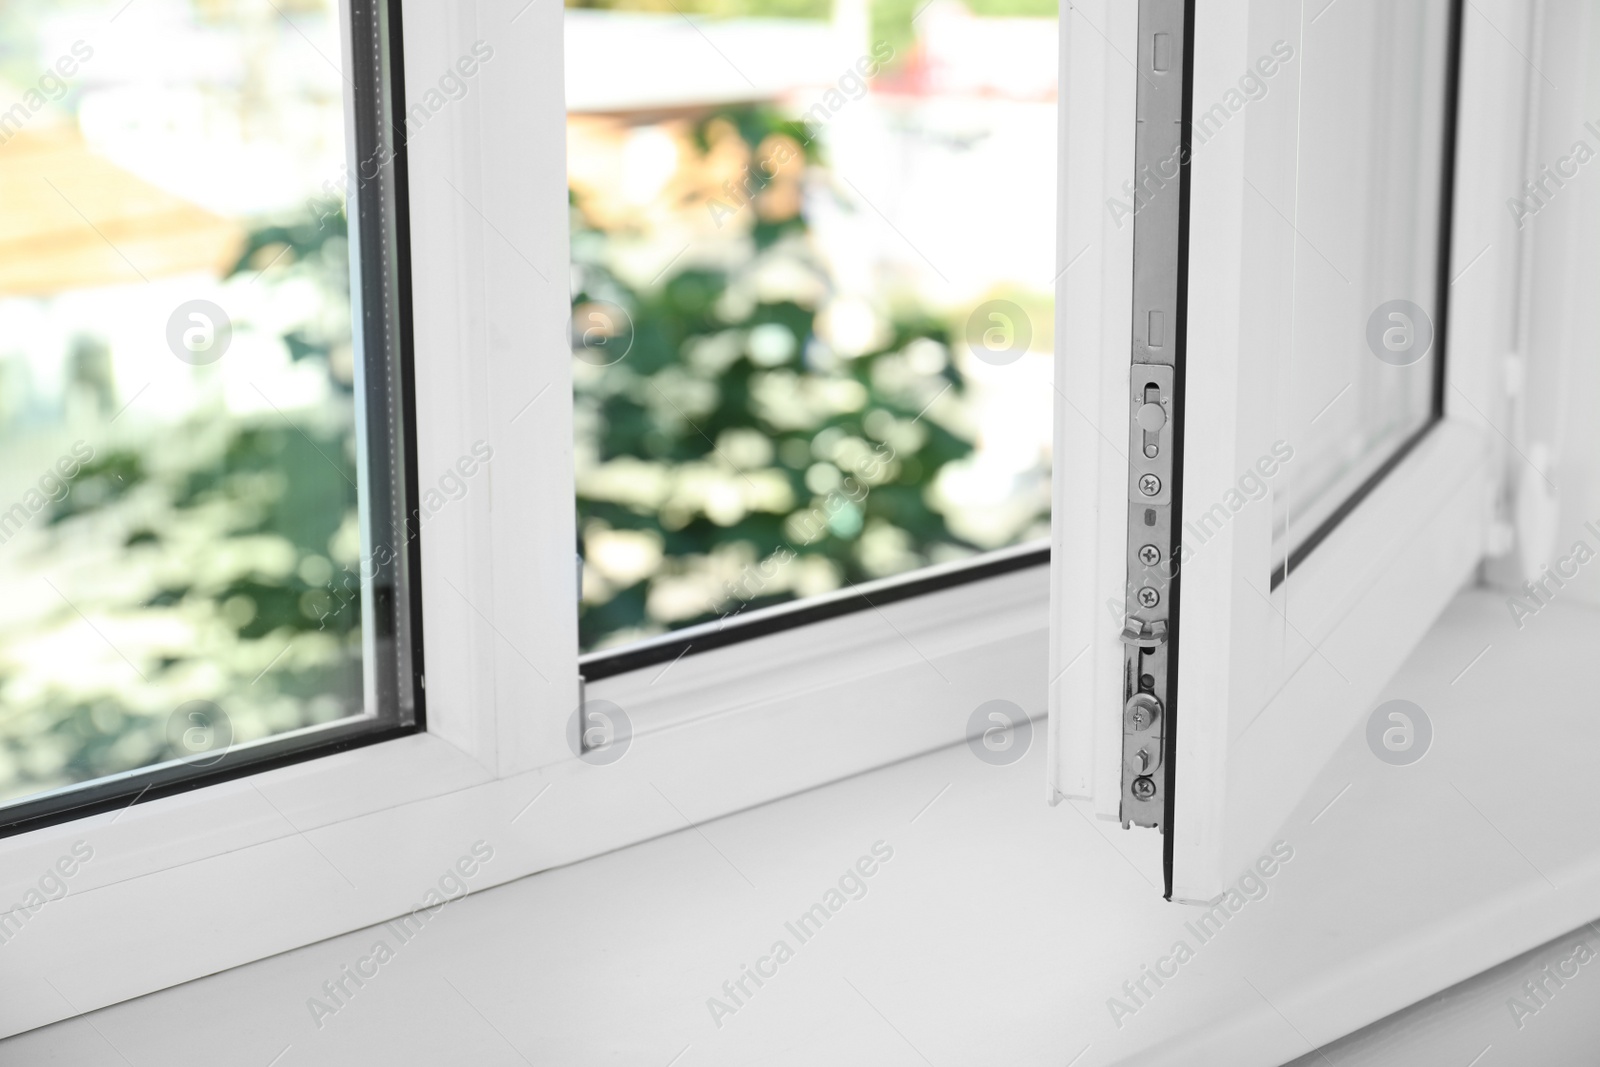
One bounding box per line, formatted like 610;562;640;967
567;0;1058;651
1270;0;1452;578
0;0;416;817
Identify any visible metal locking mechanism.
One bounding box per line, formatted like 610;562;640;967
1120;0;1188;830
1120;369;1175;828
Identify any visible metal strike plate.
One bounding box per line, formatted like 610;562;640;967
1127;364;1175;507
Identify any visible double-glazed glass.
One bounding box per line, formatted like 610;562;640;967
565;0;1059;653
1270;0;1457;583
0;0;419;830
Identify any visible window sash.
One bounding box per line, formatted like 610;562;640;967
1047;0;1517;901
0;0;423;838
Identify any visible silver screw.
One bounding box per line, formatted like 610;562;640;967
1126;696;1160;731
1137;586;1160;608
1138;473;1161;496
1138;544;1161;566
1131;776;1157;801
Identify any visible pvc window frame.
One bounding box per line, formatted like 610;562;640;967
0;0;1053;1038
0;0;426;842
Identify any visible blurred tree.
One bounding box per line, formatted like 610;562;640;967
0;208;364;802
572;105;980;649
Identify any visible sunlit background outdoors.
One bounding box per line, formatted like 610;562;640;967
0;0;1062;804
0;0;365;804
567;0;1059;650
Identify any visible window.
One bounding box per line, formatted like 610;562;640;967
1049;0;1490;901
0;0;420;834
564;0;1058;656
0;0;1060;1031
0;0;1592;1048
1267;0;1458;585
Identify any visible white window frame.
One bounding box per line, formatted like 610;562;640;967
1048;0;1529;900
0;0;1051;1036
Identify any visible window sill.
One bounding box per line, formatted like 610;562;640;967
0;559;1048;1039
8;586;1599;1064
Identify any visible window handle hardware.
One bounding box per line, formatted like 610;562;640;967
1119;619;1168;646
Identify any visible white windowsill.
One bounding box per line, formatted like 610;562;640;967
6;585;1597;1065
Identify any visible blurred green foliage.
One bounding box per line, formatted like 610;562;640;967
0;210;364;802
572;105;980;649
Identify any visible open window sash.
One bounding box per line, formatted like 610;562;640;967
1049;0;1525;901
